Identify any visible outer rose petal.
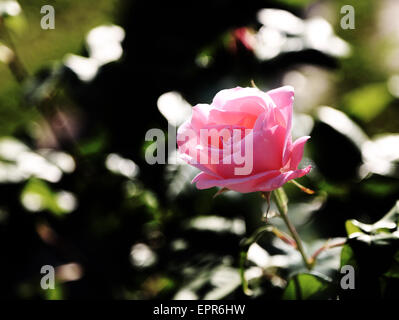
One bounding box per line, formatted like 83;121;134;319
193;165;311;193
255;165;311;191
286;136;310;170
250;124;286;172
267;86;295;165
177;116;221;177
192;170;281;192
179;153;221;179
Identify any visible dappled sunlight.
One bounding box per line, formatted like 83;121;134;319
105;153;139;179
253;8;350;61
360;134;399;178
187;216;246;236
86;25;125;65
0;0;398;301
130;243;158;269
0;0;21;16
157;91;192;127
64;24;125;82
0;137;75;183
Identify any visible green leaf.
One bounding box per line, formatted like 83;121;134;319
262;236;344;281
340;244;356;267
282;273;330;300
21;178;71;216
341;201;399;298
44;281;64;300
78;132;107;156
345;220;363;237
343;83;393;122
344;201;399;244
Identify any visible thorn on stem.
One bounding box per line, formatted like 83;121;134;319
213;187;229;198
250;79;259;89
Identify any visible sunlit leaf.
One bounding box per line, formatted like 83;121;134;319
340;244;356;267
345;200;399;241
44;281;63;300
21;178;73;215
344;83;393;122
282;273;330;300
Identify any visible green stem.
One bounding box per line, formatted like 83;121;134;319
309;239;346;264
239;250;252;296
273;188;313;270
239;225;269;296
0;17;29;82
289;180;315;195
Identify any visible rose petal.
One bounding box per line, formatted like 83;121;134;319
287;136;310;170
208;109;258;128
179;152;221;178
212;87;273;114
267;85;295;117
251;125;286;172
193;165;311;193
193;170;281;192
191;104;212;129
268;86;295;165
255;165;312;191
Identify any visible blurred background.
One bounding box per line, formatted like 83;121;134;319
0;0;399;299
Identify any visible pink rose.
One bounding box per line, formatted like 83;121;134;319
177;86;311;193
